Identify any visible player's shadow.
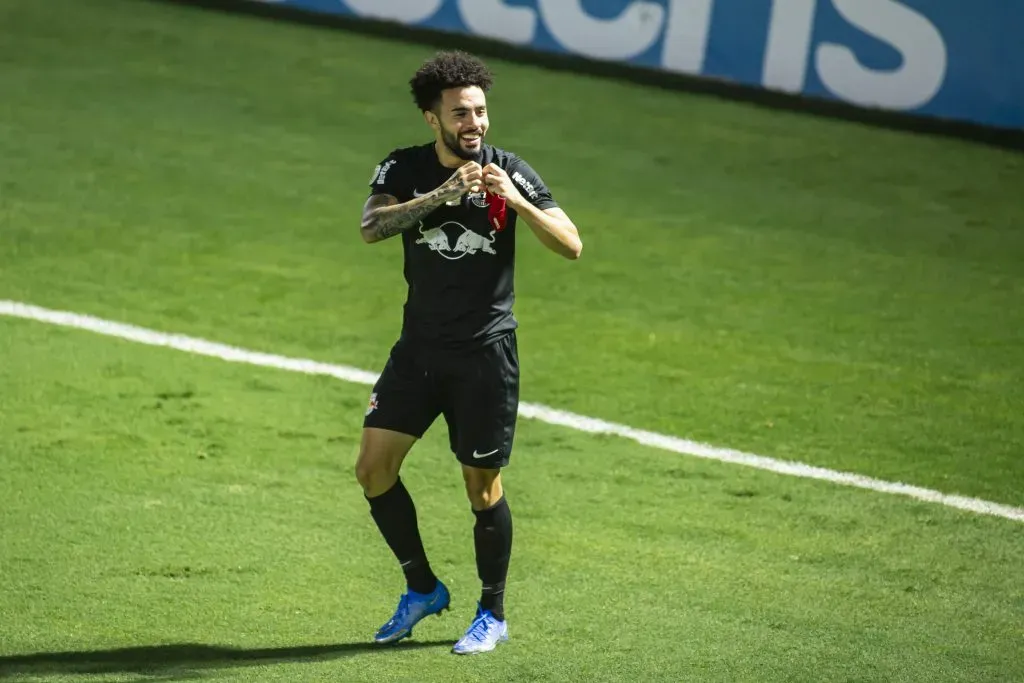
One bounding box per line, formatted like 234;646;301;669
0;640;450;679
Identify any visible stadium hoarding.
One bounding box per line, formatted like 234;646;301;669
244;0;1023;131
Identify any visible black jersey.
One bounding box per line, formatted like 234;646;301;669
368;142;558;350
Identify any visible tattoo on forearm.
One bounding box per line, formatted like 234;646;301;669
370;199;441;240
368;179;464;240
362;173;468;242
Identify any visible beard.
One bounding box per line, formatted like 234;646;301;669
441;126;484;163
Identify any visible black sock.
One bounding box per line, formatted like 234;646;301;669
473;496;513;621
366;477;437;595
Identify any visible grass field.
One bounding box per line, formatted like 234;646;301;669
1;0;1022;680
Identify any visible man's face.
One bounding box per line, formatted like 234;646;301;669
430;86;488;162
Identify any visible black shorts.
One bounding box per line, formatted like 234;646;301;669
362;332;519;469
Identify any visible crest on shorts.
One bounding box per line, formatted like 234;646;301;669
365;392;379;416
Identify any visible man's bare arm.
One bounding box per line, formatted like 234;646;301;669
360;162;484;244
360;193;445;243
514;204;583;260
480;163;582;260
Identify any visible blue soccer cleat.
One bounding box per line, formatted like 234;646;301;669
452;603;509;655
373;580;451;644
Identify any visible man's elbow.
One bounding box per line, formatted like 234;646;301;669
360;221;381;244
563;237;582;260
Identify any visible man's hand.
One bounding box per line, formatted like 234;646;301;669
481;164;525;208
360;161;487;243
437;162;484;203
480;163;582;259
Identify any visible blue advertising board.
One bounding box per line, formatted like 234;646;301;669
248;0;1023;130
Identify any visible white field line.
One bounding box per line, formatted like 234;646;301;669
2;299;1022;524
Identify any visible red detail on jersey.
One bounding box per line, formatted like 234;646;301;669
487;192;507;232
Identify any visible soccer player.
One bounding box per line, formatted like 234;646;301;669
356;50;583;655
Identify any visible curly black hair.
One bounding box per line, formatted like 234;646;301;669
409;50;494;112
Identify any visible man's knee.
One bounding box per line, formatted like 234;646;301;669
354;457;392;493
356;428;416;497
462;467;503;510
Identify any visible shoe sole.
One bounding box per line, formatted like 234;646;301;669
451;631;509;655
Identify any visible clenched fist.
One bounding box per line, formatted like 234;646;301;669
482;164;524;207
438;161;484;203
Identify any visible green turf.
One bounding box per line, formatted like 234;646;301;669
2;319;1022;682
2;0;1022;506
1;0;1023;680
2;0;1023;502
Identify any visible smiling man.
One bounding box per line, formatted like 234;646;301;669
356;50;582;655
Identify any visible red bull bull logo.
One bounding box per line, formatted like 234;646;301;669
415;221;497;260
